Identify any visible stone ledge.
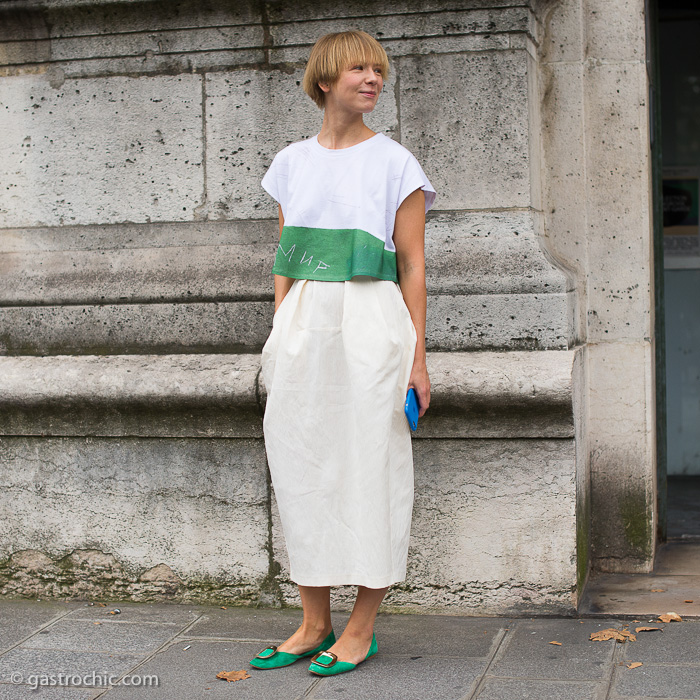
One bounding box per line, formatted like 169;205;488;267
0;213;566;304
0;349;575;438
0;353;262;438
419;350;575;438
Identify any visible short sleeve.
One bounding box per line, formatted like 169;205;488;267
397;154;437;213
261;150;288;213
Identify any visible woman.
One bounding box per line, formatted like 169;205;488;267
251;30;436;676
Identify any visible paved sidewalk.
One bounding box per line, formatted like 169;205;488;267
1;599;698;699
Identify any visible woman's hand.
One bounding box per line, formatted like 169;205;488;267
394;187;430;417
408;357;431;417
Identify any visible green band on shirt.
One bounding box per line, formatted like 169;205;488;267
271;226;398;282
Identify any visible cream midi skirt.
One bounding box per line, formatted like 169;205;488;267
261;277;417;588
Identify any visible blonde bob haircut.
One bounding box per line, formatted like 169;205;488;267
302;30;390;109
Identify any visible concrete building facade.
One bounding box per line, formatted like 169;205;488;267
0;0;659;615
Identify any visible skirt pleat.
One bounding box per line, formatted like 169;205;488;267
261;277;417;588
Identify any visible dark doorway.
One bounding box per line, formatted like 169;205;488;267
658;0;700;543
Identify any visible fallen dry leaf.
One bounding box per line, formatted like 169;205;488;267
216;670;250;683
651;589;665;593
635;626;662;633
590;628;636;643
549;641;562;646
627;662;643;669
658;612;682;623
220;606;227;610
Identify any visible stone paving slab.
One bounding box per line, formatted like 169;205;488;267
612;663;700;699
309;656;487;700
618;620;700;664
0;686;98;699
0;601;80;655
371;612;507;658
474;678;604;700
0;647;141;695
63;602;203;626
488;619;618;680
1;602;700;699
102;640;316;700
186;608;508;657
21;619;184;655
185;606;314;641
580;571;700;617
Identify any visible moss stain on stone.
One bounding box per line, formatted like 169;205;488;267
576;487;591;599
618;489;653;559
0;547;266;605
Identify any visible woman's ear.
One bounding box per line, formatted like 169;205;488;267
319;81;330;94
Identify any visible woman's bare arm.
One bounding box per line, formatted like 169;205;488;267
273;204;294;312
393;188;430;417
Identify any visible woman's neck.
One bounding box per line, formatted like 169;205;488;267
317;110;376;150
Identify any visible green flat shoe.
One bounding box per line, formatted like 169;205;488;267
308;633;378;676
249;630;336;670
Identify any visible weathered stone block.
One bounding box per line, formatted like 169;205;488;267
400;438;577;614
50;24;263;63
0;353;263;437
584;0;645;62
540;0;584;63
0;219;274;253
45;0;261;36
0;350;575;440
1;210;567;303
0;302;273;355
265;0;530;24
270;34;510;65
399;50;531;210
426;212;567;295
0;436;270;600
421;350;575;438
0;74;203;227
583;62;652;342
0;245;274;306
539;61;587;334
427;292;568;351
271;437;577;615
269;7;531;49
588;341;656;572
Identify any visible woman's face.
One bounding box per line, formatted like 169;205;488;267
323;60;384;113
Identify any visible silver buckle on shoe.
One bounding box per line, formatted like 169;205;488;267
311;650;338;668
255;645;278;659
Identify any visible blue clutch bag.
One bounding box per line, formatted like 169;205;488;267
404;388;419;431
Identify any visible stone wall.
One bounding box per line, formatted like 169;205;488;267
0;350;577;613
0;0;655;612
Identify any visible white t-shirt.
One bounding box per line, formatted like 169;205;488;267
261;132;436;282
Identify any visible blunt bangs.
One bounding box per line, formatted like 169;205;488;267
302;30;390;109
